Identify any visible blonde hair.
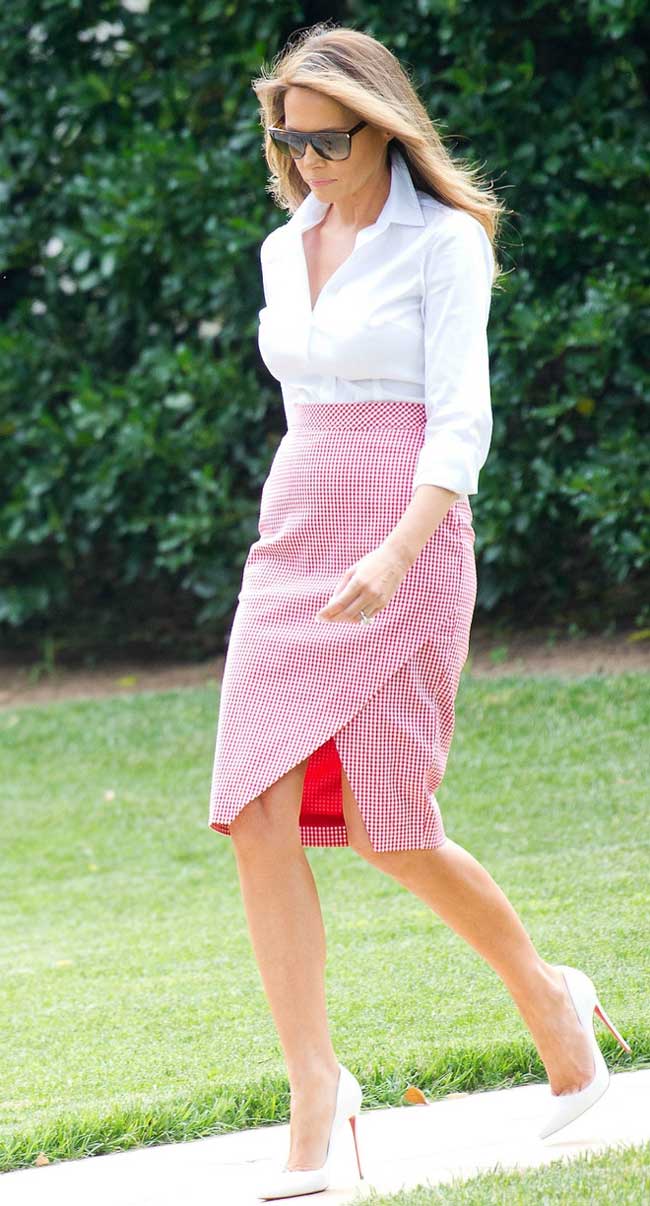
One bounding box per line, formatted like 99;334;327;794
252;22;512;289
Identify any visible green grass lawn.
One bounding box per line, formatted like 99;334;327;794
348;1136;650;1203
1;670;648;1178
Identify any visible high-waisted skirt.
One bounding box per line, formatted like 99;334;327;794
208;400;477;853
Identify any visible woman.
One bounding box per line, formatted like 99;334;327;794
207;23;631;1201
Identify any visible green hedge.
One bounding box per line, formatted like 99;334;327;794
1;1;648;658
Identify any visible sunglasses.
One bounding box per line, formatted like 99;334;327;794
268;120;367;162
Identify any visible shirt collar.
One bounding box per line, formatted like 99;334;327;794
287;144;425;236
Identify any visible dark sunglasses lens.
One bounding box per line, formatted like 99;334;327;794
270;129;350;160
269;130;299;157
310;133;349;160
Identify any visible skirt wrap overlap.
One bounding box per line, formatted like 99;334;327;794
208;400;476;852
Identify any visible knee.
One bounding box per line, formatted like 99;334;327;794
344;811;393;865
229;793;299;855
229;796;264;853
349;839;414;876
348;833;386;864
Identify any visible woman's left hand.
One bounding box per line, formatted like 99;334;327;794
315;541;413;624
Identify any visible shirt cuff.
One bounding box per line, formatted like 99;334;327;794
411;430;487;496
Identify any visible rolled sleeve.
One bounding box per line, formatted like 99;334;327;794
412;215;494;498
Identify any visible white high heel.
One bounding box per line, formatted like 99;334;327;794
538;963;631;1140
255;1062;364;1200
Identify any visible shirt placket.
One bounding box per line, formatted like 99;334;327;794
299;219;390;403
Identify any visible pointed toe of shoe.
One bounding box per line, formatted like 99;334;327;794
255;1160;329;1200
538;1062;610;1140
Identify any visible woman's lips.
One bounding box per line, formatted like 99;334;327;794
310;179;335;185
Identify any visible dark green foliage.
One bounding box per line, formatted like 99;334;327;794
1;2;648;657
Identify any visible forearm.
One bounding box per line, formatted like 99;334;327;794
383;483;460;568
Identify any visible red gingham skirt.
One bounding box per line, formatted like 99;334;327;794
208;400;477;853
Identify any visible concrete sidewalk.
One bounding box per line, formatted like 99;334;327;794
2;1069;648;1205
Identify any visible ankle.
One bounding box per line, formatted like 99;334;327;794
507;958;565;1011
287;1056;340;1094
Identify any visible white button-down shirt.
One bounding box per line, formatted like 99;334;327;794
257;145;494;496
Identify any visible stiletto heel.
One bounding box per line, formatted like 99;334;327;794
256;1062;364;1200
594;1000;632;1053
538;964;632;1141
348;1112;364;1178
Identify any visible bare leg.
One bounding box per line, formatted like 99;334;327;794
340;773;596;1096
229;760;341;1170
